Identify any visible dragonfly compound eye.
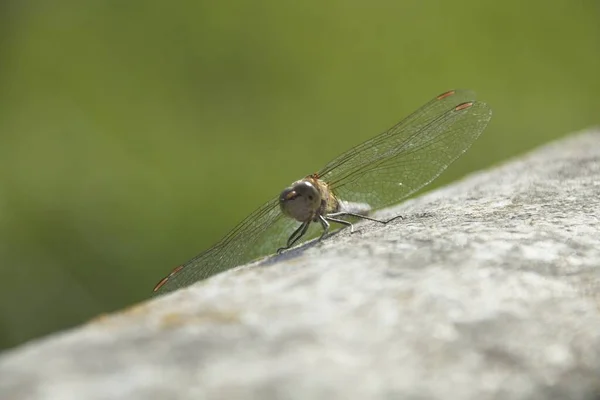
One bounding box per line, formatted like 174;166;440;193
279;181;322;222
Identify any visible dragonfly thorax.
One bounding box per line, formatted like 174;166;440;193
279;175;339;222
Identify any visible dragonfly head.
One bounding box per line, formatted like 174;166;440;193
279;180;322;222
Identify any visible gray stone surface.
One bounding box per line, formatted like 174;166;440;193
1;129;600;400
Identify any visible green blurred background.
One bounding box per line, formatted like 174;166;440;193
0;0;598;350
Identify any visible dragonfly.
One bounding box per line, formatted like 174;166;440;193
153;89;492;294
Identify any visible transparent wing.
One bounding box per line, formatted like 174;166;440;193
153;198;298;294
319;90;492;207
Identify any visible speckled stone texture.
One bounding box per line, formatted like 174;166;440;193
1;129;599;400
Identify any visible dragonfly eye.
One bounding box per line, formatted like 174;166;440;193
279;181;322;222
283;190;298;201
292;181;320;202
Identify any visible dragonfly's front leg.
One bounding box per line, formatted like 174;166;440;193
317;215;331;240
324;215;354;233
277;221;310;253
327;212;404;225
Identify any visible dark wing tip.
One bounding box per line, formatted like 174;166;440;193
436;89;457;100
454;101;474;111
153;277;169;292
152;265;184;292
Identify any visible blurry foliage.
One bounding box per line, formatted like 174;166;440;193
0;0;598;350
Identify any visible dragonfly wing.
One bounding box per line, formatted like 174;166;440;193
154;197;299;294
320;90;492;209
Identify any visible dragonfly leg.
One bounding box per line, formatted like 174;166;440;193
327;212;403;225
277;221;310;253
325;216;355;233
318;215;331;240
